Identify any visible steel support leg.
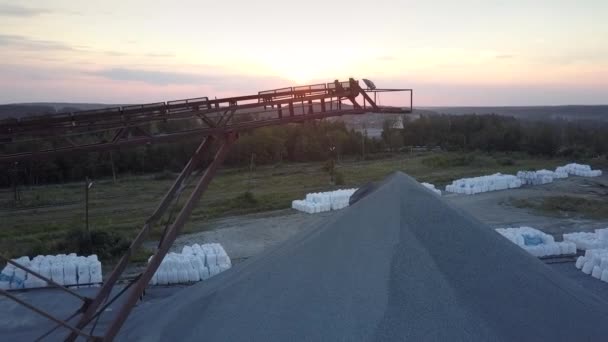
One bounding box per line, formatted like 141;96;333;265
67;136;215;341
0;289;94;340
102;132;237;341
356;83;378;111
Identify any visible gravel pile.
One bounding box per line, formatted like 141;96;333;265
121;172;608;341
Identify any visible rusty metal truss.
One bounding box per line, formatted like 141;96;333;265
0;78;412;341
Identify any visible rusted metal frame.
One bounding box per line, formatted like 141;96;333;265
0;107;373;163
131;126;152;138
101;132;238;341
6;90;349;138
1;94;218;131
34;309;82;342
0;288;94;340
0;254;90;302
156;181;188;249
277;103;283;118
111;128;126;143
1;89;369;162
347;96;363;110
0;93;351;143
4;90;356;137
82;273;143;337
356;84;378;111
214;109;232;127
217;108;237;127
369;88;413;92
196;113;216;128
410;90;413;112
67;137;215;340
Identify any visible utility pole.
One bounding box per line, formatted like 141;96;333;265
361;123;367;160
85;177;94;251
248;153;256;192
329;146;336;184
110;151;117;184
9;162;21;205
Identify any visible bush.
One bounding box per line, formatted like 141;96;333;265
321;159;335;173
422;154;477;168
334;171;345;185
153;169;175;181
363;152;394;161
55;228;131;261
497;158;515;166
233;191;258;208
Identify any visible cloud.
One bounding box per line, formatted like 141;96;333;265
495;54;514;59
0;34;75;51
377;55;397;61
0;4;51;17
89;67;289;91
104;50;128;56
145;52;174;58
90;68;218;85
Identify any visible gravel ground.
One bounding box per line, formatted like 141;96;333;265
444;174;608;236
167;210;338;264
3;173;608;341
173;174;608;263
120;172;608;341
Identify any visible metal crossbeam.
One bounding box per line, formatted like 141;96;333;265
0;79;412;163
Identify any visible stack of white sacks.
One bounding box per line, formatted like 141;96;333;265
291;188;357;214
557;163;602;177
573;229;608;282
517;169;567;185
518;164;601;185
575;248;608;283
445;162;602;196
0;254;102;290
445;174;522;195
150;243;231;286
564;229;608;250
495;227;576;257
421;182;441;196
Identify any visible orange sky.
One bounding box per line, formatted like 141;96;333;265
1;0;607;105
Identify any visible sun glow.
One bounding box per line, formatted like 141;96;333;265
283;69;315;85
256;48;358;85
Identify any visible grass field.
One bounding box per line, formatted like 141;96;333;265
510;196;608;219
0;151;595;260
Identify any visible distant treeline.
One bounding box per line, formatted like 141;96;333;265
2;114;607;187
428;105;608;122
0;103;114;119
1;121;381;187
387;114;608;156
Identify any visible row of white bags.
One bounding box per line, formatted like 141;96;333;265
517;170;559;185
563;229;608;250
445;174;522;195
576;249;608;283
0;254;102;290
292;189;358;214
557;163;602;177
421;182;441;196
150;243;231;286
444;162;602;196
495;227;576;257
